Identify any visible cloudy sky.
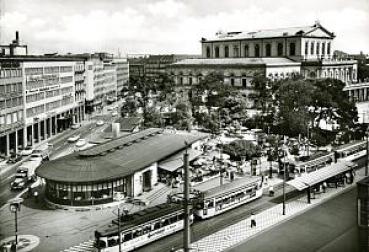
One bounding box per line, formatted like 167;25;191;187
1;0;368;55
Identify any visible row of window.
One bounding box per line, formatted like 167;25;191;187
44;66;60;74
61;86;74;95
60;76;73;84
0;82;22;94
0;69;22;79
26;80;44;90
206;42;296;58
0;111;22;125
0;97;23;109
47;178;127;192
304;41;331;56
26;104;44;118
26;92;45;103
26;66;74;76
60;66;73;73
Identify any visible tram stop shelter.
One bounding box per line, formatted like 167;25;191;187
287;160;357;203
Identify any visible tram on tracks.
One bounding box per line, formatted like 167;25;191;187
335;140;366;162
94;203;193;252
193;176;263;219
169;176;263;220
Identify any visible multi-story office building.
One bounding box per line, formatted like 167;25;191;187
0;55;86;157
84;53;117;112
112;58;129;97
128;54;200;79
0;67;24;156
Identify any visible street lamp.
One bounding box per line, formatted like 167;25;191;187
282;136;288;215
9;198;24;246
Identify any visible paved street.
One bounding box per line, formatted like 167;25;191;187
228;186;359;252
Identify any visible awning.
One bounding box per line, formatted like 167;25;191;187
287;160;357;191
159;149;203;172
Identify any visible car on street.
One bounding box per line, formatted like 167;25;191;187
29;153;43;163
71;123;81;129
20;146;33;156
68;134;81;143
112;111;118;117
75;138;87;147
96;120;104;126
7;154;22;164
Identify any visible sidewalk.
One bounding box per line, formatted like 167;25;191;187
186;173;363;252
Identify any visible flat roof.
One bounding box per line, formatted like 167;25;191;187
287;160;356;191
200;176;261;199
170;58;301;67
36;129;207;183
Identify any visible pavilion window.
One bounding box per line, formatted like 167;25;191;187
224;46;229;58
327;42;331;55
316;42;320;55
305;41;308;55
289;42;296;56
233;46;239;57
244;45;249;57
254;44;260;57
215;46;220;58
206;46;211;58
311;42;315;55
278;43;283;56
265;44;271;57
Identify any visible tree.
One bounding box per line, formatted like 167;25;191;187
172;102;194;130
358;63;369;82
222;140;262;161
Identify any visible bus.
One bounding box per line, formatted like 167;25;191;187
193;176;262;219
94;203;193;252
335;141;366;162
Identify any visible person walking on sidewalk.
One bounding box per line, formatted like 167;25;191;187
250;213;256;228
269;185;274;197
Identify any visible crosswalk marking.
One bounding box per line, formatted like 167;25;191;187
62;240;95;252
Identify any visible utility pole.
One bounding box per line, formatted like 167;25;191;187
183;150;191;252
117;207;122;252
283;136;287;215
366;127;369;176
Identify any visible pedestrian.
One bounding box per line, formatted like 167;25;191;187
322;182;327;193
264;176;268;185
250;213;256;228
10;242;16;252
269;185;274;197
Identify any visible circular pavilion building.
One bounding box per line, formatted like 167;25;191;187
36;128;206;207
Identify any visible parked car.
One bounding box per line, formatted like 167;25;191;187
96;120;104;126
71;123;81;129
20;146;33;156
112;111;118;117
7;154;22;164
68;134;81;143
75;139;87;147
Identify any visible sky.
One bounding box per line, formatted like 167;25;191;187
0;0;368;56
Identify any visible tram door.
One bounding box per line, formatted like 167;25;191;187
143;170;152;192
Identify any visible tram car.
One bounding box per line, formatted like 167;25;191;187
194;176;263;219
94;203;193;252
335;141;366;162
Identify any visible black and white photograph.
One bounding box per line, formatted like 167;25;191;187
0;0;369;251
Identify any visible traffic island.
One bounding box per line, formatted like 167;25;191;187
0;235;40;252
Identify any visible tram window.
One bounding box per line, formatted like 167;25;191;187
143;225;151;234
178;213;184;220
207;201;214;208
246;189;252;194
133;230;141;238
170;215;178;223
163;218;170;226
154;221;161;229
108;238;117;247
96;240;107;248
123;232;132;242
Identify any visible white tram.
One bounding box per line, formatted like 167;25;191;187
194;176;263;219
335;141;366;162
94;203;193;252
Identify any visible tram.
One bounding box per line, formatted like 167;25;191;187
335;141;366;162
94;203;193;252
193;176;262;219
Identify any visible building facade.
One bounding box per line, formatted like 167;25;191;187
168;22;359;111
0;56;86;157
85;53;117;112
112;58;129;97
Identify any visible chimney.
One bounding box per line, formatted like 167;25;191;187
15;31;19;44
